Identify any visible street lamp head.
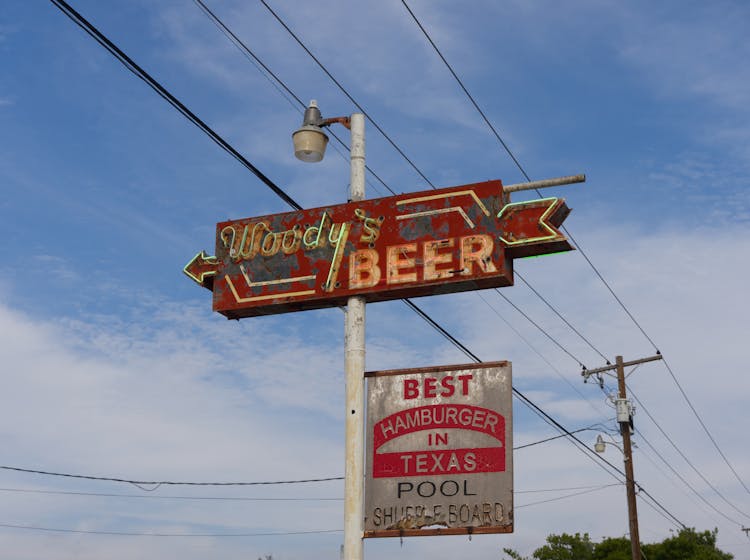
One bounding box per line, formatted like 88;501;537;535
594;434;606;453
293;100;329;162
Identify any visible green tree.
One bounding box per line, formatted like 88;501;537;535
501;549;530;560
533;532;595;560
501;528;732;560
591;536;630;560
502;533;594;560
646;528;732;560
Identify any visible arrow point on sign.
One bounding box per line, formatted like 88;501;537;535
184;250;219;290
496;197;574;258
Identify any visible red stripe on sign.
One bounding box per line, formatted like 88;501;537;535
373;447;505;478
373;404;504;449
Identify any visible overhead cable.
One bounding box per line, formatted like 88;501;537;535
596;378;744;526
398;0;650;348
195;0;610;423
0;483;621;538
47;0;597;492
661;356;750;496
515;272;610;363
192;0;397;197
0;522;341;538
256;0;606;370
259;0;436;189
0;464;342;488
627;386;750;521
595;378;745;527
0;426;603;492
634;428;743;527
49;0;301;211
0;483;619;501
400;0;750;497
48;0;684;531
0;486;343;501
516;484;620;510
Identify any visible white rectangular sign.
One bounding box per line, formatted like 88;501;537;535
364;361;513;538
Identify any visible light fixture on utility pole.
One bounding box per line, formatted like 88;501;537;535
293;101;365;560
583;353;662;560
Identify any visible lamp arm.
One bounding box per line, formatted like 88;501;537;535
320;116;351;129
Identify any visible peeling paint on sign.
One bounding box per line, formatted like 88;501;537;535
364;362;513;538
184;180;573;318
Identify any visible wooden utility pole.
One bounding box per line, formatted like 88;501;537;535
616;355;642;560
583;353;662;560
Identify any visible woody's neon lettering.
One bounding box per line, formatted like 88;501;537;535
303;211;329;249
281;225;301;255
354;208;383;243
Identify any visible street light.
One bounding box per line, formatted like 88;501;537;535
292;100;352;163
594;434;606;453
293;101;365;560
594;434;624;454
292;100;328;162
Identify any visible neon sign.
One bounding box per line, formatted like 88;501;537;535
185;180;572;318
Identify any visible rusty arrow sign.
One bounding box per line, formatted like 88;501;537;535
184;180;573;318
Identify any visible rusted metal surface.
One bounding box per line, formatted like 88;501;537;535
364;362;513;538
184;180;573;318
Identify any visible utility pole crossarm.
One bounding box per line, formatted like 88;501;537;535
582;354;662;378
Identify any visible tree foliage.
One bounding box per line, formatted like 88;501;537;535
502;528;732;560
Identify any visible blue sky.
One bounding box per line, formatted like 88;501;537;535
1;0;749;558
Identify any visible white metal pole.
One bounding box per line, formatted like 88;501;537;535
343;113;365;560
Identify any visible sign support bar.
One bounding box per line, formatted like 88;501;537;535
503;173;585;193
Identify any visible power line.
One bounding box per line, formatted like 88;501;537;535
0;483;617;501
515;483;622;495
47;0;587;482
515;271;610;364
48;1;685;531
514;426;605;450
191;0;615;455
192;0;397;197
634;428;743;527
259;0;436;189
49;0;302;211
0;522;341;538
0;487;624;537
660;355;750;496
0;465;342;488
255;0;603;371
591;378;744;529
493;288;587;368
475;292;609;420
0;486;344;502
592;378;745;527
627;386;750;521
0;427;603;493
516;484;620;510
509;381;684;528
397;0;654;348
399;0;750;499
636;493;685;531
399;0;530;181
